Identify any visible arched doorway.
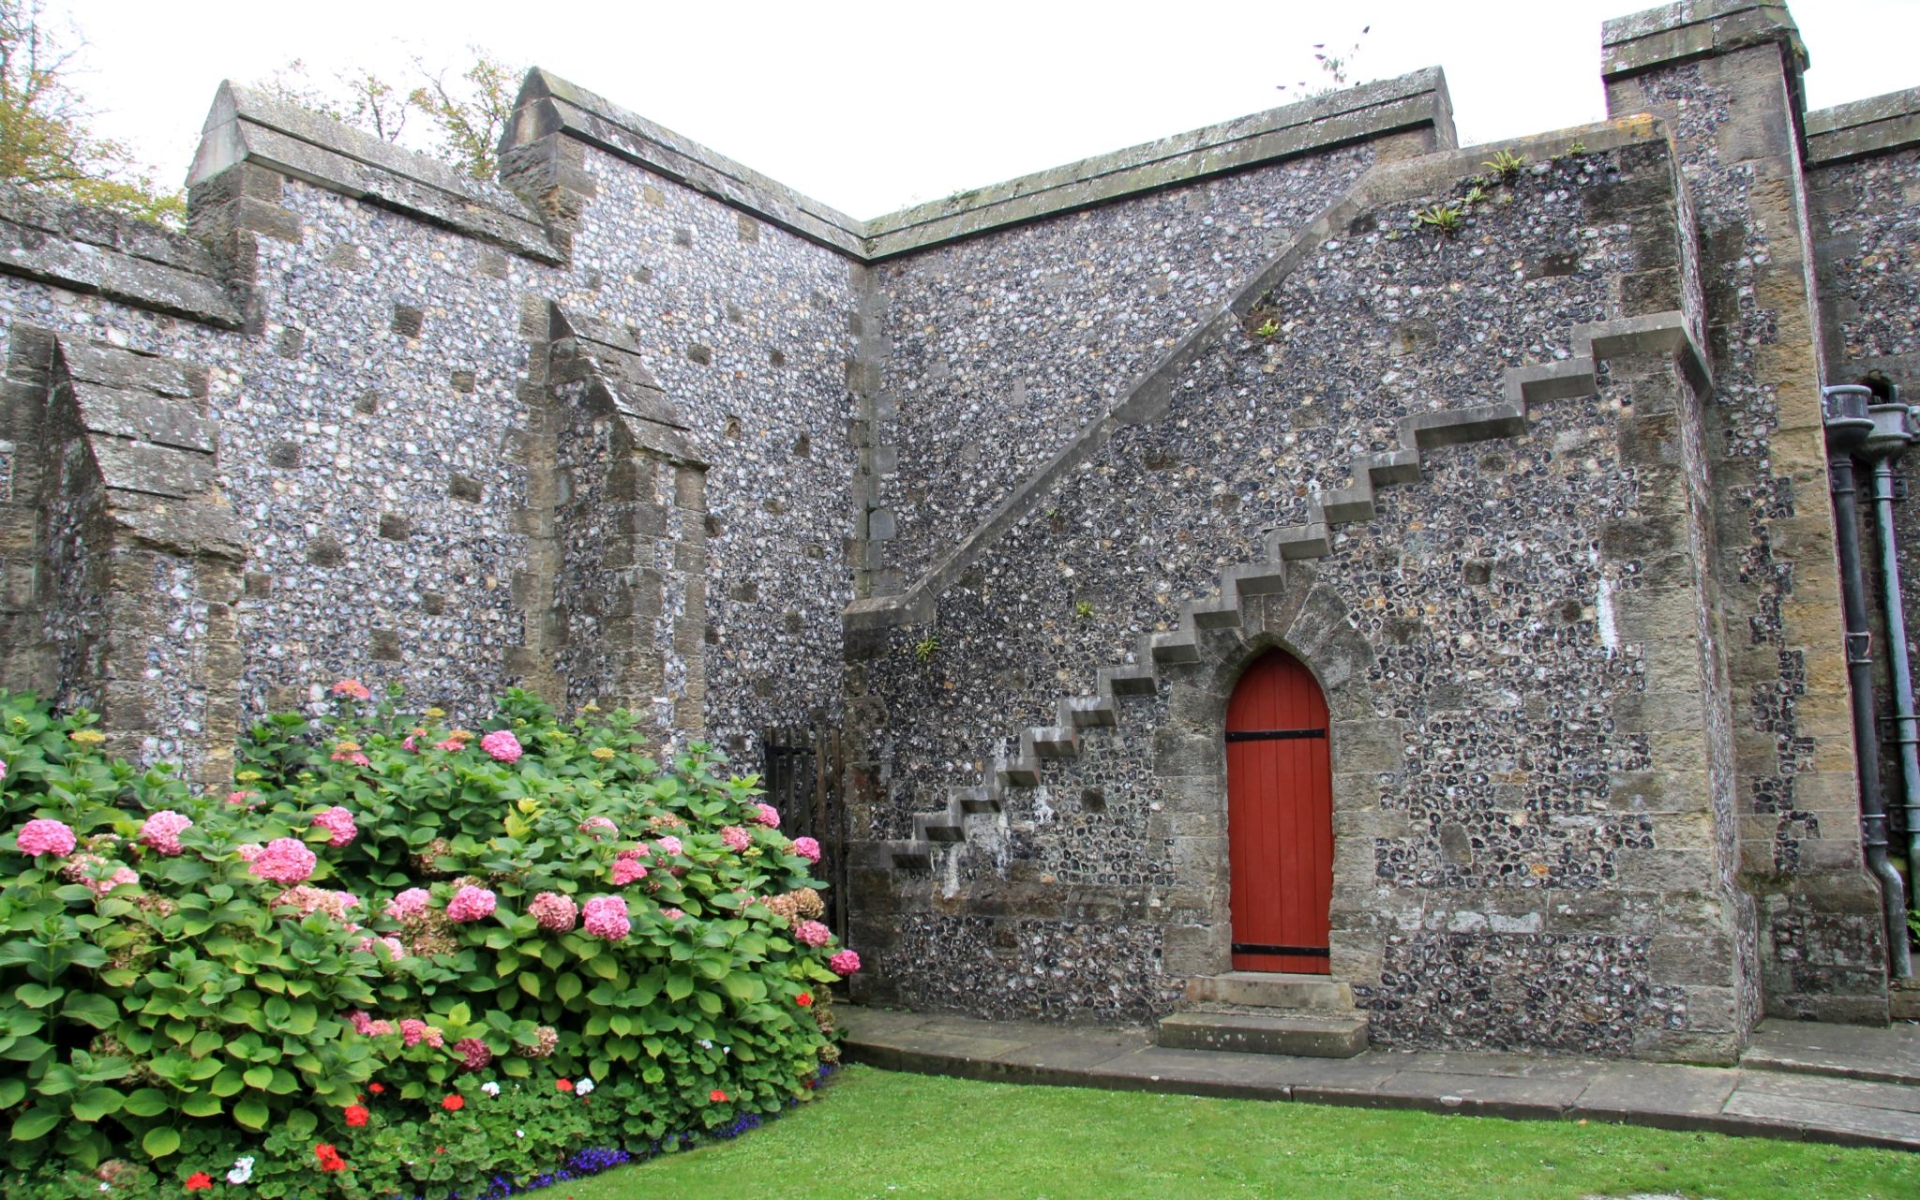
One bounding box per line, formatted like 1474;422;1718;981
1226;650;1333;974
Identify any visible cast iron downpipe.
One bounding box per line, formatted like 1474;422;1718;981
1861;390;1920;941
1823;383;1913;980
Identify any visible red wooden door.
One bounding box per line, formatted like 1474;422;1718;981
1226;651;1332;974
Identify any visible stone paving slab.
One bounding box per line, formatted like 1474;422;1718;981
1742;1018;1920;1086
840;1007;1920;1152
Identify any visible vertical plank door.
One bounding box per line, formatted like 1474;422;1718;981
1226;651;1333;974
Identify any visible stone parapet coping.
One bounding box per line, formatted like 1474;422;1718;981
506;67;1454;262
1807;86;1920;166
1602;0;1807;82
844;114;1671;634
860;69;1455;260
0;184;241;329
840;1007;1920;1151
189;82;562;264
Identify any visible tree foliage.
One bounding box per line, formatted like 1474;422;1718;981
0;0;182;225
263;50;521;182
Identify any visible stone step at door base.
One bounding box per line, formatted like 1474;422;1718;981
1184;971;1354;1012
1156;1010;1369;1058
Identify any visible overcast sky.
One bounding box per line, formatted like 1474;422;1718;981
65;0;1920;219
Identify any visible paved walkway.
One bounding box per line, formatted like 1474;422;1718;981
840;1007;1920;1151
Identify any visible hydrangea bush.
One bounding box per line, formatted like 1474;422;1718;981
0;686;855;1197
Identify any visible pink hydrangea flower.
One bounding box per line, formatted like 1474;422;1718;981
579;816;616;840
357;935;407;961
227;790;257;808
654;835;683;857
433;738;464;752
0;759;7;781
249;838;317;885
399;1017;433;1047
16;818;76;857
139;810;192;857
479;730;522;763
792;836;822;863
385;888;431;921
454;1037;492;1072
311;806;358;848
529;892;577;933
720;826;751;853
829;949;862;976
751;803;781;828
331;679;372;701
61;854;137;896
274;886;359;920
661;907;685;920
581;895;630;941
235;843;263;862
611;857;648;886
793;919;831;948
402;736;417;752
367;1019;393;1036
329;750;371;767
446;885;496;922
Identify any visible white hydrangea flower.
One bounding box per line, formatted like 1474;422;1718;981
575;1077;595;1095
227;1157;255;1185
481;1081;501;1097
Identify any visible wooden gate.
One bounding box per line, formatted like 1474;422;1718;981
760;726;847;941
1225;651;1333;974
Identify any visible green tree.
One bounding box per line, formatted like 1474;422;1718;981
264;49;521;183
0;0;182;225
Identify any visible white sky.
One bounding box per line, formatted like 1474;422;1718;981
63;0;1920;219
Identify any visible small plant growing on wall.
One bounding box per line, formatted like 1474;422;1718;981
1243;299;1285;342
914;635;939;662
1073;599;1096;620
1482;149;1527;183
1414;203;1465;239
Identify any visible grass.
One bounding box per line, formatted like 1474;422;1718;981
553;1066;1918;1200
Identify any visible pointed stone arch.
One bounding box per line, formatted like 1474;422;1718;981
1151;563;1398;987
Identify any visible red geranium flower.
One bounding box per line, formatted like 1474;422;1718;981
709;1089;728;1103
344;1104;369;1127
185;1173;214;1191
314;1143;347;1172
441;1094;464;1112
368;1082;385;1095
796;992;813;1007
556;1078;574;1092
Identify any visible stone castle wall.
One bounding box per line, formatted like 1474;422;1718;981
0;0;1915;1060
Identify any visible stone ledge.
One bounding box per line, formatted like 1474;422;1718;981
0;183;241;329
862;69;1456;260
1602;1;1807;82
504;70;870;260
1807;86;1920;166
189;83;561;264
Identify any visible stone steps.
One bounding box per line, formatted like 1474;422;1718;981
1156;1010;1370;1058
1184;970;1355;1012
862;312;1711;871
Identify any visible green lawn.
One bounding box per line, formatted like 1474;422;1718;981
556;1066;1918;1199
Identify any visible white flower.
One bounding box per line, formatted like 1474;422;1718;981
481;1081;501;1097
575;1077;595;1095
228;1155;255;1185
515;1129;525;1138
697;1038;713;1049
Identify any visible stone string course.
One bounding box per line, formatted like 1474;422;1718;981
0;0;1914;1064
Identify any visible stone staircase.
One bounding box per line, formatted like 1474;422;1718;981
868;310;1710;870
1157;971;1370;1058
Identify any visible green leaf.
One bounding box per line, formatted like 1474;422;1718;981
586;954;620;981
519;974;543;1000
286;1108;317;1139
70;1086;125;1123
695;990;722;1015
502;1057;530;1079
210;1071;245;1098
0;1078;22;1109
665;972;694;1002
122;1088;170;1118
182;1092;222;1118
142;1126;181;1159
555;973;583;1004
12;1106;63;1142
233;1097;269;1131
242;1066;272;1090
16;983;62;1008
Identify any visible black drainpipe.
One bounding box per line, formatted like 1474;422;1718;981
1823;383;1913;980
1863;388;1920;950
